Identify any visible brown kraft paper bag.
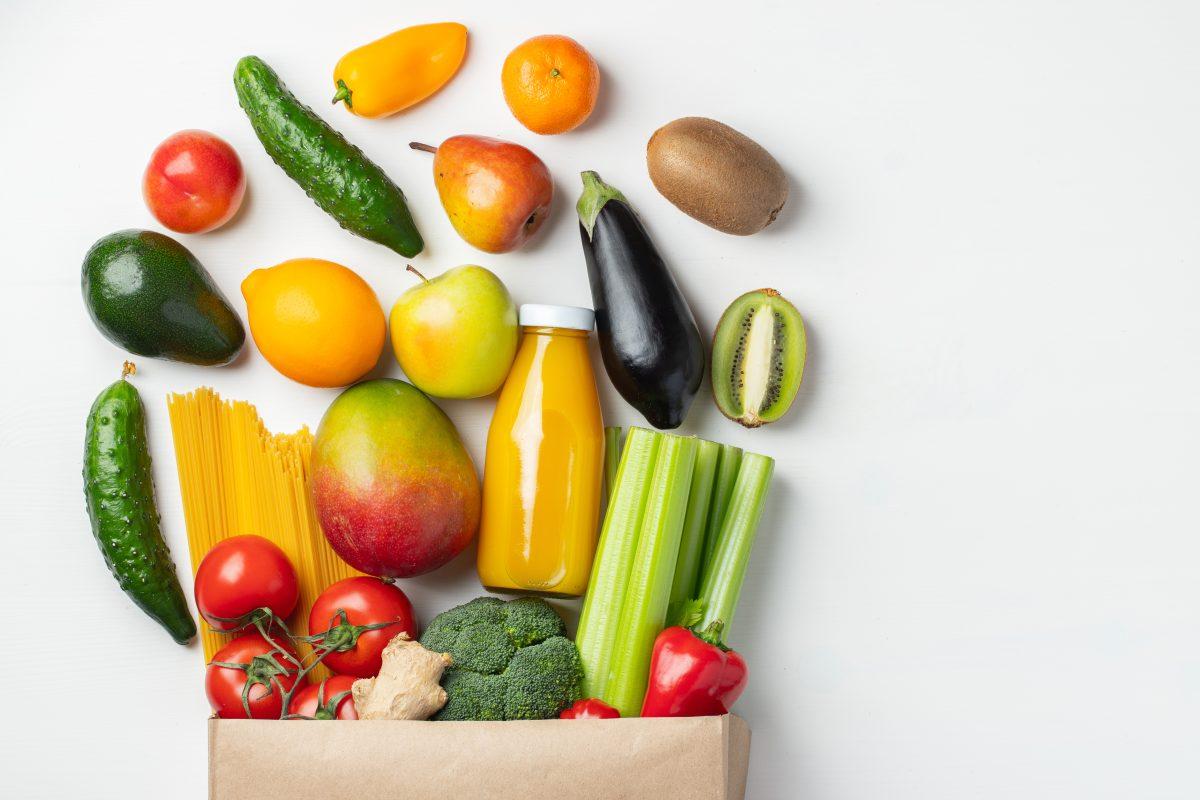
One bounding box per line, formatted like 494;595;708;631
209;714;750;799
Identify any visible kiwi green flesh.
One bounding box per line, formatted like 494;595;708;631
711;290;806;427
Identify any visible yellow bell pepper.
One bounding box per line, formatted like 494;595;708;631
332;22;468;118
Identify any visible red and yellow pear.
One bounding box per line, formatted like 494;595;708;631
410;136;553;253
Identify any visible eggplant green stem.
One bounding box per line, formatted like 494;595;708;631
577;171;628;239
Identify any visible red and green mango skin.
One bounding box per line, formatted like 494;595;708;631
312;379;481;578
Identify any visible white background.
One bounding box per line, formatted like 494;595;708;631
1;1;1197;797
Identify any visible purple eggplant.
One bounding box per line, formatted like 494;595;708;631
577;171;704;429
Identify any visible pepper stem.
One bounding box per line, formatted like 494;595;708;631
577;171;628;239
331;80;353;108
406;265;429;283
408;142;438;154
691;620;731;650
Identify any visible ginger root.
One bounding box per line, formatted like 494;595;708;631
351;633;452;720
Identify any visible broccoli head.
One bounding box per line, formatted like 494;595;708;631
419;596;583;721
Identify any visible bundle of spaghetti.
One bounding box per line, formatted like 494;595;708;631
167;387;360;678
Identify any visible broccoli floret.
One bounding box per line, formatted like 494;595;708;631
503;636;584;720
420;596;582;721
439;621;515;675
420;597;512;674
502;596;569;646
435;668;506;721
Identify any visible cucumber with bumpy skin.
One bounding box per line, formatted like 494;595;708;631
234;55;424;257
83;363;195;644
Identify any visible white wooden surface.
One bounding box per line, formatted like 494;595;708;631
1;1;1197;797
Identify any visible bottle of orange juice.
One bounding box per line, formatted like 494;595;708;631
478;304;604;596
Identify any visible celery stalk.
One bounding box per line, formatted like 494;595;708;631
605;433;698;716
576;428;660;699
603;426;623;500
702;444;743;564
696;453;774;639
667;439;721;625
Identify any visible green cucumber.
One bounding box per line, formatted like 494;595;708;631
233;55;423;257
83;363;195;644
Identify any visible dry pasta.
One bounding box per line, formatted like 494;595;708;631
167;387;360;676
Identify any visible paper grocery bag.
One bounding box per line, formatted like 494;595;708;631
209;714;750;799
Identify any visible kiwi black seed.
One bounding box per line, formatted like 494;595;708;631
711;289;806;427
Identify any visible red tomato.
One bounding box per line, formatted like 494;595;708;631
206;632;299;719
308;577;417;677
560;698;621;719
195;535;299;631
143;129;245;233
289;675;359;720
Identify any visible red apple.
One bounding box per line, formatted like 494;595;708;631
143;130;245;233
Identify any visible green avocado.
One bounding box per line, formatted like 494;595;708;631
82;230;245;365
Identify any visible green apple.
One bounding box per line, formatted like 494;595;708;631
389;265;519;398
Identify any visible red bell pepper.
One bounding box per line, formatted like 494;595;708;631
640;624;748;717
560;698;621;719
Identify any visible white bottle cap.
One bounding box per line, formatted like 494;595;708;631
518;304;596;331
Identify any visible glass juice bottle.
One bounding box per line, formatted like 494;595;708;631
477;304;604;596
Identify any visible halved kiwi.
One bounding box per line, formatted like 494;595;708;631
711;289;806;428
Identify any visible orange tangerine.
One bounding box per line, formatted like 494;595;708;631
241;258;385;387
501;35;600;135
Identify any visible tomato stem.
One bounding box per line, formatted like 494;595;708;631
277;610;393;718
274;637;336;718
206;606;289;635
213;606;382;719
252;612;302;668
235;649;296;719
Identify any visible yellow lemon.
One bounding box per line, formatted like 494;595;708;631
241;258;385;387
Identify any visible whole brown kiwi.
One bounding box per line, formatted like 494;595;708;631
646;117;787;235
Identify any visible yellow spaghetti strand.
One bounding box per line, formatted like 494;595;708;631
167;388;361;679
